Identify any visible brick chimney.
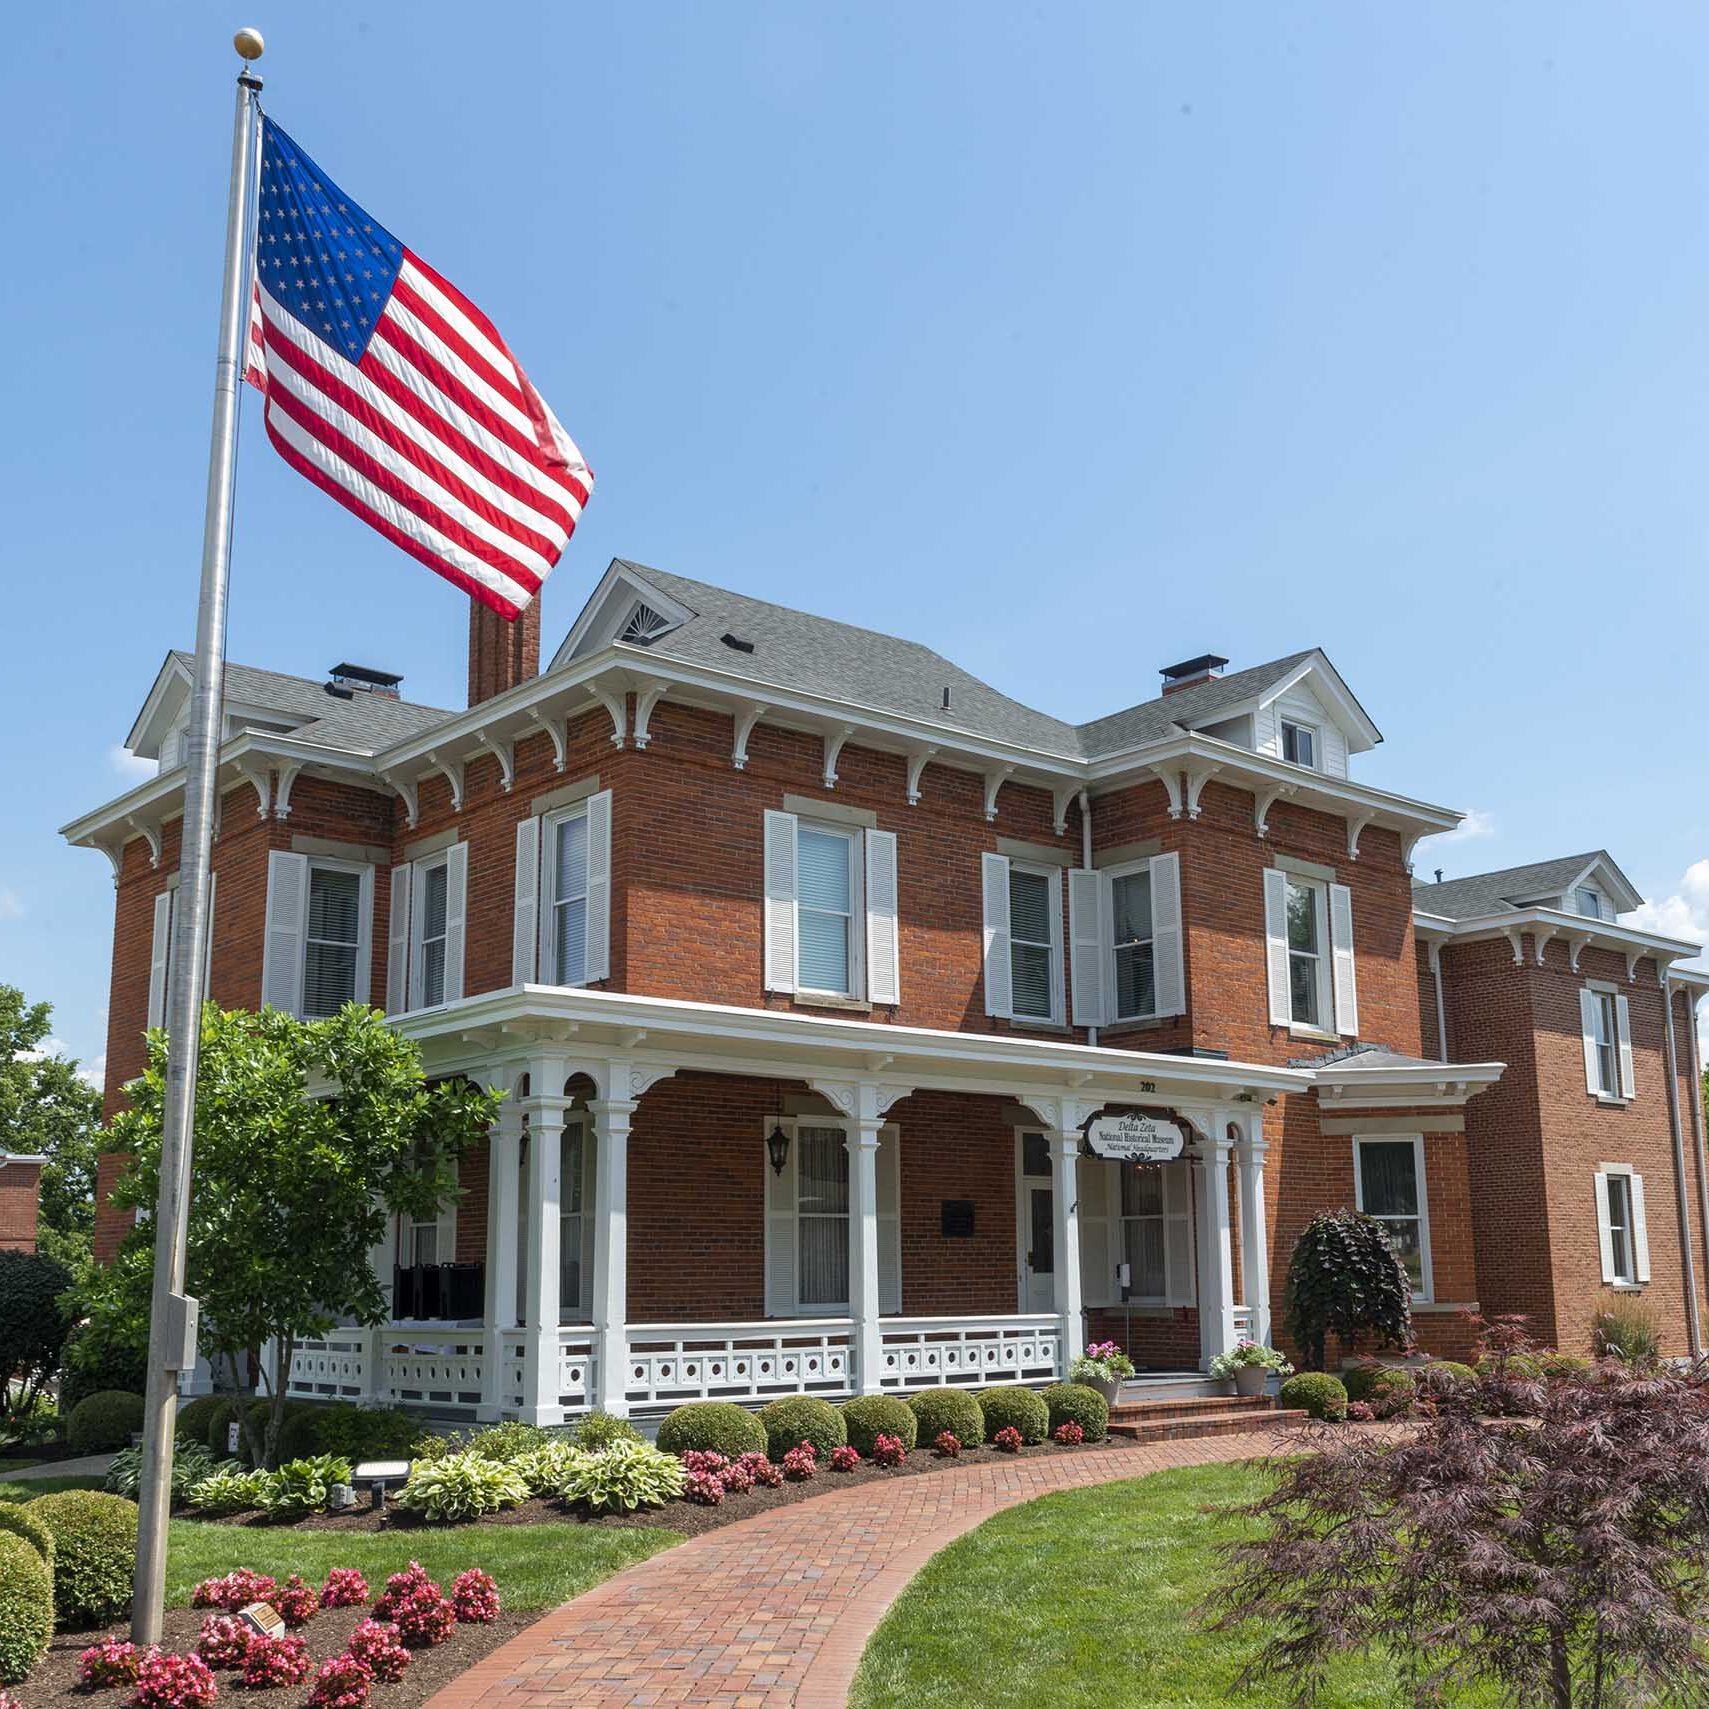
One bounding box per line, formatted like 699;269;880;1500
1159;653;1229;696
468;599;541;707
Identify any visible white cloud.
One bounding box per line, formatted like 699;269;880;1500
79;1053;106;1093
1436;808;1496;845
0;889;20;920
108;744;155;782
1626;859;1709;948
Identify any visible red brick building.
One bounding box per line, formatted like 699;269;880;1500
0;1155;46;1254
61;560;1708;1419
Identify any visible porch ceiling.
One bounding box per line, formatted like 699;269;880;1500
393;983;1308;1109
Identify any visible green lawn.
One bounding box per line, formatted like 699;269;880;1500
0;1473;106;1503
850;1462;1497;1709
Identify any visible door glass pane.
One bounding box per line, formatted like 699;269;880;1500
797;1126;850;1307
1358;1143;1419;1218
1022;1132;1051;1177
1121;1165;1166;1299
1029;1187;1054;1274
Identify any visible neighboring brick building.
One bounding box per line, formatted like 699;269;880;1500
0;1155;46;1254
61;559;1707;1419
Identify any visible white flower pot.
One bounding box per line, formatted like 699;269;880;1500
1085;1375;1122;1407
1233;1364;1270;1398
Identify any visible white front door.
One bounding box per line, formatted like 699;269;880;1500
1016;1130;1055;1313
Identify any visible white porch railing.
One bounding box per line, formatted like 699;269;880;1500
1232;1305;1255;1341
285;1331;371;1402
623;1319;855;1407
376;1329;487;1413
558;1327;596;1411
876;1315;1061;1390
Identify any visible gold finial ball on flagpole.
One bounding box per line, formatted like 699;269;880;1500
234;27;265;60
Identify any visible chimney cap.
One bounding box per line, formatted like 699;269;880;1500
328;662;403;689
1159;653;1229;684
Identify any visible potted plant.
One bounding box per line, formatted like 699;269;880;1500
1068;1340;1136;1405
1209;1339;1294;1397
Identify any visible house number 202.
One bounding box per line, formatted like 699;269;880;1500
1138;1081;1156;1094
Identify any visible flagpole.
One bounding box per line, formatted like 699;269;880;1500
131;28;265;1646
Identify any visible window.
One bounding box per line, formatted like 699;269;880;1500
796;1125;850;1310
1354;1137;1431;1298
1576;886;1605;920
1111;869;1156;1020
400;1210;438;1270
418;857;449;1007
1596;1165;1649;1287
1282;720;1317;768
1008;866;1058;1021
797;825;859;996
548;809;590;985
1287;878;1325;1028
302;866;363;1017
1590;990;1619;1096
561;1123;586;1314
1120;1165;1167;1301
1605;1171;1635;1284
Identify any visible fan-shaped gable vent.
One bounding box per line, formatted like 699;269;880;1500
619;602;676;646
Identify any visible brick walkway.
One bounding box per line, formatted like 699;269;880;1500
423;1427;1300;1709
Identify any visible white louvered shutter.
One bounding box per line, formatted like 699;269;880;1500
386;863;412;1014
1068;867;1108;1028
1164;1161;1196;1306
763;1124;798;1315
865;829;901;1005
1263;869;1291;1026
877;1125;902;1314
585;790;613;981
1580;989;1601;1094
1078;1156;1114;1308
1615;994;1636;1098
262;851;309;1016
1329;881;1359;1036
1594;1171;1617;1282
1630;1172;1651;1281
442;842;468;1002
1151;852;1184;1017
512;817;541;985
353;865;374;1005
763;810;799;993
147;890;173;1030
981;853;1012;1019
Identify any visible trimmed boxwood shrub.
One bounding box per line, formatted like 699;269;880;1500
976;1385;1049;1445
32;1488;139;1626
1279;1372;1348;1420
174;1395;226;1446
758;1397;846;1461
841;1394;918;1456
1343;1362;1418;1412
1422;1359;1477;1389
317;1403;419;1462
0;1500;54;1567
68;1389;145;1454
655;1401;767;1460
1041;1382;1109;1441
275;1407;327;1464
0;1530;53;1683
905;1387;984;1447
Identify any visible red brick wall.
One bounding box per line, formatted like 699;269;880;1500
0;1162;41;1253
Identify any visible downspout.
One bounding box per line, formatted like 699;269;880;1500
1662;976;1704;1356
1429;940;1450;1063
1682;980;1709;1352
1078;789;1097;1047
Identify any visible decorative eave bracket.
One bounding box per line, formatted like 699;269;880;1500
632;682;668;751
822;724;855;789
427;750;465;814
1051;785;1077;838
1346;813;1376;862
527;708;568;773
477;731;515;793
1254;783;1297;840
982;765;1014;823
732;704;766;772
905;745;938;807
383;771;420;830
272;759;304;820
127;813;162;870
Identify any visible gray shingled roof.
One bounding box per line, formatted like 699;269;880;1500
1412;853;1609;921
1289;1042;1445;1071
172;651;454;755
604;563;1317;760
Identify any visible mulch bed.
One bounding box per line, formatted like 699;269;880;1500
9;1606;533;1709
194;1431;1136;1541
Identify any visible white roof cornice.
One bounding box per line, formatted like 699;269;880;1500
1414;904;1702;968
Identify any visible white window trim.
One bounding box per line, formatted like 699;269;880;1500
300;856;374;1017
1582;979;1635;1103
1352;1134;1433;1303
541;801;592;988
1008;861;1065;1026
1103;857;1161;1023
1281;718;1320;770
796;821;866;1001
1286;874;1334;1035
410;849;452;1011
1595;1161;1650;1287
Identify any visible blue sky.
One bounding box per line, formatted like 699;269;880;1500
4;3;1707;1081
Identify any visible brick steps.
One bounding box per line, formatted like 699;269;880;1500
1107;1392;1305;1445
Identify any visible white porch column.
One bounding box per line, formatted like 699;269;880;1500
519;1081;568;1426
1048;1130;1085;1376
1193;1116;1239;1369
480;1095;524;1419
847;1112;885;1395
588;1094;636;1418
361;1195;393;1405
1235;1114;1272;1349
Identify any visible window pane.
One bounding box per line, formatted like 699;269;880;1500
799;1213;848;1305
797;829;852;912
1577;888;1602;919
1124;1217;1165;1297
797;1127;849;1214
1029;1188;1054;1273
422;937;446;1007
1289;952;1318;1026
1359;1142;1419;1218
556;815;588;902
555;896;588;985
1022;1132;1051;1177
308;868;361;944
303;942;358;1017
1377;1217;1424;1290
1286;882;1317;952
1012;942;1053;1018
1122;1166;1164;1217
798;909;851;992
1116;942;1155;1018
1607;1175;1633;1280
1112;872;1152;945
1009;869;1051;945
797;1126;850;1306
422;864;448;940
410;1224;437;1267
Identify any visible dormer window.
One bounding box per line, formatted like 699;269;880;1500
618;602;676;646
1576;886;1605;920
1281;720;1318;769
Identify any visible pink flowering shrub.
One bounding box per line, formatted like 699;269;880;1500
80;1638;155;1689
0;1690;23;1709
373;1562;434;1623
684;1469;725;1504
131;1651;218;1709
345;1622;410;1683
738;1450;783;1488
191;1569;278;1612
679;1450;730;1479
993;1425;1023;1454
781;1442;818;1481
450;1568;502;1624
242;1635;311;1690
721;1457;756;1495
871;1432;906;1468
307;1654;372;1709
1053;1420;1085;1446
196;1616;255;1670
1346;1400;1376;1423
319;1567;370;1609
933;1430;962;1457
392;1585;457;1648
269;1574;319;1630
829;1445;860;1471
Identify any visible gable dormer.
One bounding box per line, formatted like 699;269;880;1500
550;562;699;666
1522;855;1643;922
1249;654;1379;779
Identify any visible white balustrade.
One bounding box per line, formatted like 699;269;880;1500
557;1326;597;1411
377;1329;487;1413
876;1315;1061;1389
286;1332;371;1401
623;1319;855;1407
1231;1305;1256;1340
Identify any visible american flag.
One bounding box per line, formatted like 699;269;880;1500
244;119;591;620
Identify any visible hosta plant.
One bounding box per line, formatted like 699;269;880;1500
79;1638;155;1689
318;1567;369;1609
510;1438;584;1498
345;1621;409;1683
106;1443;232;1501
396;1451;528;1522
187;1469;270;1515
450;1567;501;1623
131;1652;218;1709
242;1634;311;1690
558;1438;686;1513
196;1614;255;1669
261;1455;353;1518
307;1653;372;1709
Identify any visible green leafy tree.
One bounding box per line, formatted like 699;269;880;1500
0;1250;72;1416
1283;1208;1413;1371
0;984;103;1272
104;1002;499;1468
